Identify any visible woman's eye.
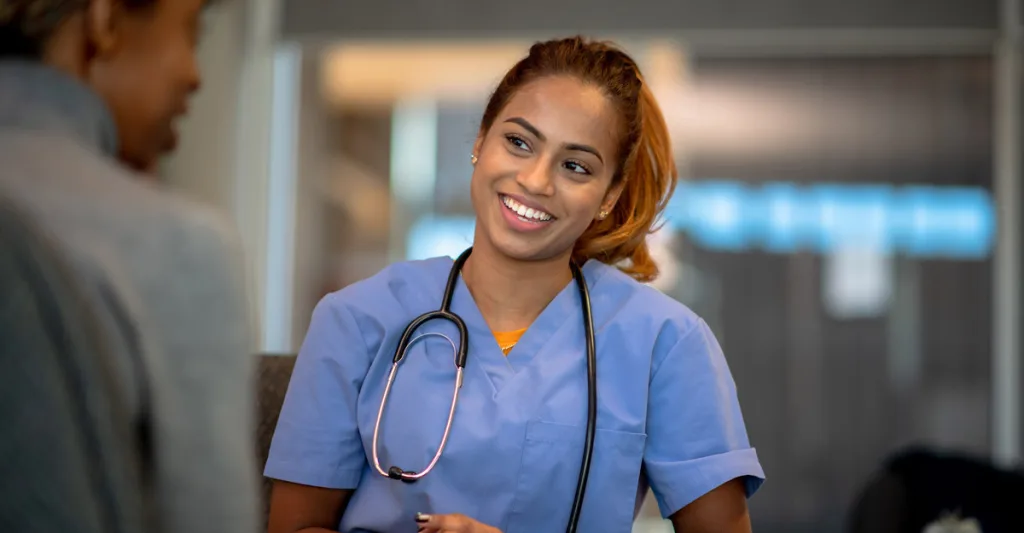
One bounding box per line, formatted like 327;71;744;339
565;160;591;175
505;134;530;152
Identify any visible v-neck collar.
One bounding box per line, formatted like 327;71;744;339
444;257;608;396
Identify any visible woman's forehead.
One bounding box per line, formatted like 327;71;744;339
497;76;622;152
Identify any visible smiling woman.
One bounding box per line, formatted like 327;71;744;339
265;36;763;533
472;42;675;283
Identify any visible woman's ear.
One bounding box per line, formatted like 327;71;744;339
472;132;484;162
599;180;626;218
84;0;119;58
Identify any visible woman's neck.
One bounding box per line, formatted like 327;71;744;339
461;243;573;333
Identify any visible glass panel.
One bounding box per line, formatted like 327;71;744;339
679;56;994;533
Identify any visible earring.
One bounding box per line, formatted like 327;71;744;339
598;210;609;220
470;154;478;165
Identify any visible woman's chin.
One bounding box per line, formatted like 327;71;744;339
491;236;570;264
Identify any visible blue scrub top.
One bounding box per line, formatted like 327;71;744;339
264;257;764;532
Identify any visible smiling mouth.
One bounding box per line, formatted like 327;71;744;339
500;194;555;223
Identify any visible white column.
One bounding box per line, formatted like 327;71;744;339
261;45;302;353
993;0;1022;466
389;99;439;262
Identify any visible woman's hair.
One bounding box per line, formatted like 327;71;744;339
0;0;159;58
479;35;677;283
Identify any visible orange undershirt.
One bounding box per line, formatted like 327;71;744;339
493;327;528;356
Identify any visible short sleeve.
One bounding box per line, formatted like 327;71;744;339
644;318;765;518
263;294;372;489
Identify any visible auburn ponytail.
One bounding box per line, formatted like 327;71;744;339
572;75;678;282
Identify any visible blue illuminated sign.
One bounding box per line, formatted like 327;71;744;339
407;181;996;260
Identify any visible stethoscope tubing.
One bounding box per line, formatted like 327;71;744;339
370;247;596;533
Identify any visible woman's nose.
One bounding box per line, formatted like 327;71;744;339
516;159;555;196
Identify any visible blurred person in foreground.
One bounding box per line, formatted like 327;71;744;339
0;1;258;532
0;194;144;533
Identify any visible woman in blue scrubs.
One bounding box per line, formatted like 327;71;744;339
265;36;764;533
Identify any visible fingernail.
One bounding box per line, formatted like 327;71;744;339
415;512;431;523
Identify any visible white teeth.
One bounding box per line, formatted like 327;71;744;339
502;195;552;222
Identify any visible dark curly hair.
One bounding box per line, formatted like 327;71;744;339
0;0;162;58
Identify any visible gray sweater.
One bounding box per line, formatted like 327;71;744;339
0;61;259;533
0;194;146;533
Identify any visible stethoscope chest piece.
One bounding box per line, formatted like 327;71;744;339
371;250;471;484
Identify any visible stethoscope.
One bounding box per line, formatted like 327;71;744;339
370;247;598;533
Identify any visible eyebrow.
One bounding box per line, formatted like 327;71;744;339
503;117;604;163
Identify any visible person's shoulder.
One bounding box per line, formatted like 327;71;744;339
319;255;454;313
588;260;703;336
103;164;243;254
2;135;244;282
97;183;248;306
102;164;246;272
7;134;244;262
150;192;244;265
82;143;241;251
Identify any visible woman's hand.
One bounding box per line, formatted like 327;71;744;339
416;512;502;533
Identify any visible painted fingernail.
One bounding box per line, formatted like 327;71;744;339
415;512;431;523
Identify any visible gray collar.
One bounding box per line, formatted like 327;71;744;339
0;60;118;157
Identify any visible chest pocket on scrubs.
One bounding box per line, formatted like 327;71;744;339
506;420;647;532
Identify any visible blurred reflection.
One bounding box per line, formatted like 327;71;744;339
284;40;994;533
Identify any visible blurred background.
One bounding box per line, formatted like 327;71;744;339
161;0;1024;531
